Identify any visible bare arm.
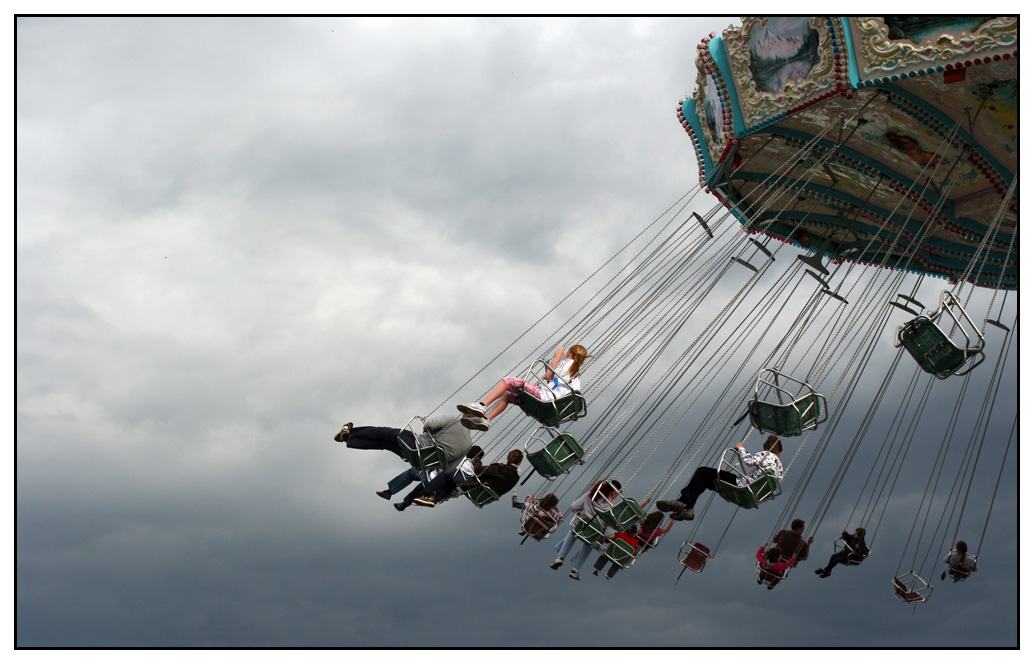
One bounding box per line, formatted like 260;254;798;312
544;347;565;381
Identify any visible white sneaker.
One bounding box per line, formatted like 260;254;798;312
461;416;490;432
457;402;487;417
569;569;580;581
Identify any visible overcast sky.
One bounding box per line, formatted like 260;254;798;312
14;16;1022;650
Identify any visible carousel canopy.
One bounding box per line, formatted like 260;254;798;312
680;17;1017;290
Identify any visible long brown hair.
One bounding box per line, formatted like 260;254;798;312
566;344;591;378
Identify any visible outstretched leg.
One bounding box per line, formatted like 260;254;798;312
345;426;414;460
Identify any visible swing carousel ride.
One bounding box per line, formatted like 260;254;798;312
352;17;1018;621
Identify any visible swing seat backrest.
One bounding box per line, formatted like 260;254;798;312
601;537;637;567
748;392;826;437
715;471;781;509
521;511;559;541
892;578;926;604
596;497;646;531
572;515;607;544
835;538;869;565
463;480;501;509
526;431;584;479
898;317;980;378
680;543;711;572
517;390;588;427
397;422;449;472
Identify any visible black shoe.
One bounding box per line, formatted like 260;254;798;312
656;500;685;513
684;508;694;521
394;502;406;512
815;568;826;576
334;422;353;442
376;489;392;500
941;571;947;581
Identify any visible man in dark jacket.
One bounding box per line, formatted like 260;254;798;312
816;527;869;578
459;449;523;495
773;518;813;565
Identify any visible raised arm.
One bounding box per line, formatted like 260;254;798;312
544;347;566;381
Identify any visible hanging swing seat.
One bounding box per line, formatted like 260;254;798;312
525;427;584;480
595;496;646;532
756;557;791;588
678;542;713;573
895;290;985;379
746;368;827;437
833;537;870;566
714;447;782;509
518;503;562;541
892;572;932;604
598;535;639;569
515;359;587;427
943;550;978;582
572;514;609;545
461;475;501;509
396;416;450;471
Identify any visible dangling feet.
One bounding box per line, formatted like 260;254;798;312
656;500;685;513
461;416;491;432
569;568;580;581
457;402;487;418
815;568;830;578
670;508;694;521
376;489;392;500
550;557;564;570
333;422;353;442
413;496;437;508
394;502;406;512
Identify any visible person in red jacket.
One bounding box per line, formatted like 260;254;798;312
756;545;796;589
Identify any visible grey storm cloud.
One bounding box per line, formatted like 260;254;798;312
16;16;1019;648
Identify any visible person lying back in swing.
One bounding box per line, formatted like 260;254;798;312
334;415;473;503
656;436;784;521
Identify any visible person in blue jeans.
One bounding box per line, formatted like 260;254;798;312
551;480;621;580
390;446;485;511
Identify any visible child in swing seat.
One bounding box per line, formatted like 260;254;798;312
513;493;563;540
457;345;590;431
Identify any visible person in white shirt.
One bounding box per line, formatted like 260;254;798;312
656;435;784;521
457;344;590;431
942;540;978;581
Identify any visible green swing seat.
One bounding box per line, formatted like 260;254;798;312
515;358;588;427
599;536;638;568
526;429;584;480
894;289;985;379
397;417;450;471
746;368;827;437
748;392;825;437
463;480;501;509
714;446;782;509
897;317;984;378
518;390;588;428
595;497;646;531
715;471;782;509
572;515;608;544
